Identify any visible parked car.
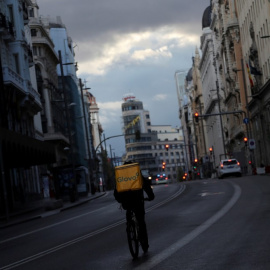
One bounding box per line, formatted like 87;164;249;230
217;159;242;179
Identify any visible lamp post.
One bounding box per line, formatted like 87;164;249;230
58;50;77;202
78;78;95;194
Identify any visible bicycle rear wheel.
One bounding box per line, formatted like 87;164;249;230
127;220;139;258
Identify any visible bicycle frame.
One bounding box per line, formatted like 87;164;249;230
126;209;140;259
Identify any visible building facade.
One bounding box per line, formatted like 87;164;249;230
122;95;186;182
235;0;270;168
0;0;55;216
180;0;270;177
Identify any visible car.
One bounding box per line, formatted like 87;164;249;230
217;159;242;179
152;174;169;185
155;178;169;185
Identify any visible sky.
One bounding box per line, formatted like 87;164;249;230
37;0;210;157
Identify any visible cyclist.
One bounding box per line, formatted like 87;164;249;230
114;161;155;253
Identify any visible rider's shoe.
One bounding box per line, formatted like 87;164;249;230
142;244;149;253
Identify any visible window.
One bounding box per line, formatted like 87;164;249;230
14;54;20;74
33;46;37;56
31;29;37;36
8;5;14;25
29;8;34;17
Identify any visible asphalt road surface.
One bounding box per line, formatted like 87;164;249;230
1;175;270;270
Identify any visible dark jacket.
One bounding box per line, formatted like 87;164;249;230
114;175;154;210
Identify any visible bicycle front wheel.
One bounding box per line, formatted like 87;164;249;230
127;220;139;259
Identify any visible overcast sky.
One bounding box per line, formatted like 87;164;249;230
37;0;210;157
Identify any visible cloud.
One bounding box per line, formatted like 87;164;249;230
153;94;167;101
37;0;210;156
98;101;123;127
77;26;200;76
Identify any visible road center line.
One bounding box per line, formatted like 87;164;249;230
0;185;186;270
135;181;241;270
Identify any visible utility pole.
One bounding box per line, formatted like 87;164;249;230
58;50;77;202
216;80;226;159
79;78;94;194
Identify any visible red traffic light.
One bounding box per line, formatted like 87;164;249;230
244;137;248;142
165;144;169;151
194;158;198;163
194;112;199;123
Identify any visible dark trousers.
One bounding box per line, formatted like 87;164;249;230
126;204;149;248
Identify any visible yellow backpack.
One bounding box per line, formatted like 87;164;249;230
115;163;143;192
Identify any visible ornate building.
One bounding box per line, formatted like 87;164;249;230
0;0;55;216
235;0;270;168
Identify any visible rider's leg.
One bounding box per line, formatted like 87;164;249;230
135;208;149;252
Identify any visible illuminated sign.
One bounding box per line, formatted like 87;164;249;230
122;93;136;101
125;116;140;130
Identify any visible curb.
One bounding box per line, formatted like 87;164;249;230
0;192;107;229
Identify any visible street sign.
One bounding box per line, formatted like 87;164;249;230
249;139;255;149
243;118;249;124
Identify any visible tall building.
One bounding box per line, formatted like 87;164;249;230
29;1;68;168
235;0;270;167
87;90;104;187
185;0;270;175
0;0;55;216
42;15;94;194
175;70;196;173
199;4;226;169
122;95;185;182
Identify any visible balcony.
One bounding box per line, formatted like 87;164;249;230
2;66;42;111
2;66;24;90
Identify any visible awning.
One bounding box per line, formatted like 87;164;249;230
0;128;56;168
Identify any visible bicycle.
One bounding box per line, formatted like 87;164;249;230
126;198;149;259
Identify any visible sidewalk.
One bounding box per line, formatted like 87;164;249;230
0;192;107;229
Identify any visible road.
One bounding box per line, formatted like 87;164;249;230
1;175;270;270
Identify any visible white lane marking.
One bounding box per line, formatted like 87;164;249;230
199;192;224;197
135;182;241;270
0;185;186;270
0;204;117;244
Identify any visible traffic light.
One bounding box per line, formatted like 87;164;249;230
194;112;199;123
162;161;166;171
193;158;198;170
165;144;169;151
244;137;248;146
209;147;213;155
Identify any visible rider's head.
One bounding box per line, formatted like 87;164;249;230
124;160;135;165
